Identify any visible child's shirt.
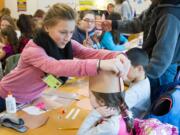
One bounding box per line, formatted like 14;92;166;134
78;109;130;135
100;32;127;51
72;27;96;44
0;40;119;103
124;77;151;118
18;36;31;53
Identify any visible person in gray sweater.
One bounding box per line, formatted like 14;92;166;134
102;0;180;101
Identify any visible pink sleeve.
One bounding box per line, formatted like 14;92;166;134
22;46;98;77
71;40;120;59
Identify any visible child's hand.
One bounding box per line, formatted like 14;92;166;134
100;58;124;75
101;20;112;31
83;31;93;48
92;32;100;44
83;37;93;47
96;106;116;117
116;54;131;78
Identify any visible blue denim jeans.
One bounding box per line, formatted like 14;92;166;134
149;64;178;102
0;96;5;112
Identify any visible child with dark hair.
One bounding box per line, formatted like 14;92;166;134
100;12;128;51
78;70;179;134
78;71;133;135
17;14;35;53
0;15;16;30
0;25;18;61
72;10;97;48
124;47;151;118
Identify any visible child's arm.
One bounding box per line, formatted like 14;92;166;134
71;40;120;59
100;32;126;51
124;78;150;110
77;110;119;135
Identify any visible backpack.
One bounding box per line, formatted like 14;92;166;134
146;71;180;130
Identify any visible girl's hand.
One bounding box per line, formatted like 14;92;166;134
101;20;112;31
96;106;116;117
83;37;93;48
100;58;125;75
116;54;131;78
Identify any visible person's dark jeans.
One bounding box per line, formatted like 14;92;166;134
149;64;178;103
0;96;5;112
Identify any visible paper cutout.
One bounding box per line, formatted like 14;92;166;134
32;91;77;110
76;99;92;110
65;108;75;119
42;74;62;89
35;102;46;110
72;109;80;120
20;113;49;129
76;89;89;97
22;106;46;115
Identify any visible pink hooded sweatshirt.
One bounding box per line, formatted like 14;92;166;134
0;40;119;103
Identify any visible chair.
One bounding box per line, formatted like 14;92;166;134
0;62;3;80
4;54;20;75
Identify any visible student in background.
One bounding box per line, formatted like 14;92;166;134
17;14;36;53
33;9;45;20
124;48;150;118
0;15;16;30
72;10;97;48
78;71;133;135
102;0;180;101
0;15;21;38
0;8;11;20
0;3;130;112
104;3;115;19
114;0;134;20
100;12;128;51
33;9;45;29
0;26;18;62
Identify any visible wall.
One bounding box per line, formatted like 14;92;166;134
5;0;76;18
0;0;4;10
5;0;37;18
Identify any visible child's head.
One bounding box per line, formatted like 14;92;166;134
126;48;149;82
89;71;133;132
17;14;35;37
107;3;115;14
33;9;45;19
78;10;95;32
115;0;125;4
89;71;124;109
0;25;18;52
0;8;11;18
0;15;16;30
106;12;122;44
43;3;76;49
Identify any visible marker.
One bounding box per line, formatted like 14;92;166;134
72;109;80;120
65;108;75;119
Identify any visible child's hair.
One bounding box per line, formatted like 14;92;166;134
126;48;149;68
43;3;76;28
0;8;11;18
115;0;125;4
17;14;35;38
0;15;16;29
33;9;45;18
0;25;18;53
101;12;121;44
92;91;133;132
78;10;95;22
107;3;115;9
92;78;134;132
